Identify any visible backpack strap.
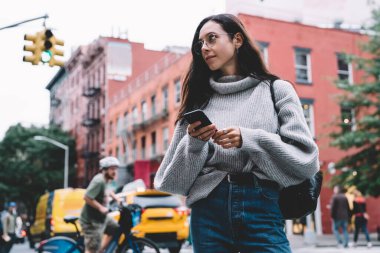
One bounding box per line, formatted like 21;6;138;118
269;79;279;115
269;79;280;133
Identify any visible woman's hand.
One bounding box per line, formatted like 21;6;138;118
187;121;217;142
212;127;242;149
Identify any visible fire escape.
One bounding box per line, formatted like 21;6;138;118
82;84;101;184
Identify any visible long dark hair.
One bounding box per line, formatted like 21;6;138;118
176;13;279;124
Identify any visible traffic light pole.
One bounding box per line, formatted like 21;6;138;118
0;14;48;31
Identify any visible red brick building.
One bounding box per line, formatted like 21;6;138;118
47;37;173;186
106;51;187;186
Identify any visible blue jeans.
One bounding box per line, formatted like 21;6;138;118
190;176;291;253
332;219;349;246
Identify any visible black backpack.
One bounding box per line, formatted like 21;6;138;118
269;79;323;220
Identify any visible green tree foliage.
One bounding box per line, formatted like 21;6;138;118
330;9;380;196
0;124;76;215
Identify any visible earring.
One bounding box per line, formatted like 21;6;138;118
236;47;239;55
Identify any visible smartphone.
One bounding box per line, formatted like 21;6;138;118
183;109;213;130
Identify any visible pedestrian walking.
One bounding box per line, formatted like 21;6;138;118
79;156;121;253
154;13;319;253
1;202;17;253
352;189;372;248
0;200;5;253
330;185;350;248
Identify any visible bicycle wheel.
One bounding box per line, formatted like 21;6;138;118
37;236;82;253
119;237;160;253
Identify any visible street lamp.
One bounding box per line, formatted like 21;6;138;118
33;135;69;188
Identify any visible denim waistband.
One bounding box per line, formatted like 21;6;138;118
224;173;279;190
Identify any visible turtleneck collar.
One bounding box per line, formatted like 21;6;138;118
209;75;261;95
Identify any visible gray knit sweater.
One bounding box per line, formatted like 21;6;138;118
154;75;319;206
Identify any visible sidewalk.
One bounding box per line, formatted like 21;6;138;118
288;233;380;249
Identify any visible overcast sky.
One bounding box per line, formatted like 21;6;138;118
0;0;225;139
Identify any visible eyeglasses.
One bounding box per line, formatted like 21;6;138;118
193;33;234;55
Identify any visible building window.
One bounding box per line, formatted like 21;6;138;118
337;53;353;84
132;106;138;124
132;140;137;161
163;127;169;151
162;86;168;111
341;105;356;132
300;99;315;137
151;131;156;157
124;143;128;164
124;112;129;129
117;116;123;136
257;41;269;65
109;121;113;142
116;147;121;163
141;101;147;122
151;95;156;117
294;47;312;84
175;79;181;104
101;127;105;144
141;136;146;159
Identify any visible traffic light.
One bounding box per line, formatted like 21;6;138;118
23;29;64;67
23;31;44;65
42;29;65;67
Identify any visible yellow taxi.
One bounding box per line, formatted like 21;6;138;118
121;189;190;253
30;188;85;244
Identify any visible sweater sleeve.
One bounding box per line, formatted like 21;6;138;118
154;121;210;196
239;80;319;185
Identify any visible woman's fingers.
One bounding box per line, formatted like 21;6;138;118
213;127;242;148
187;121;202;134
212;128;230;140
188;122;217;141
199;128;217;141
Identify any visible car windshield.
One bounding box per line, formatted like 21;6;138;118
133;194;182;208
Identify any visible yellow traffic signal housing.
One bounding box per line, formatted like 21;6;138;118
43;29;65;67
23;31;44;65
23;29;65;67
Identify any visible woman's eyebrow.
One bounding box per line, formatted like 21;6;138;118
199;31;216;40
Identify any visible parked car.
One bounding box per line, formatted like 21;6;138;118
117;189;190;253
29;188;85;244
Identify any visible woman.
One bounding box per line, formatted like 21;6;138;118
352;190;372;248
154;13;319;252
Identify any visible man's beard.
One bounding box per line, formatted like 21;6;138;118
105;173;115;180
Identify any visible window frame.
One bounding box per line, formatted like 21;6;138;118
257;41;269;66
336;53;353;84
162;86;169;111
141;100;147;122
340;104;356;132
294;47;312;84
163;127;169;152
151;94;156;117
174;78;181;104
300;98;316;138
151;131;156;157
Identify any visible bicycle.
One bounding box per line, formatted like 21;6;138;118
37;204;160;253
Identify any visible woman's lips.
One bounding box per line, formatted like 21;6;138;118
205;55;216;61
